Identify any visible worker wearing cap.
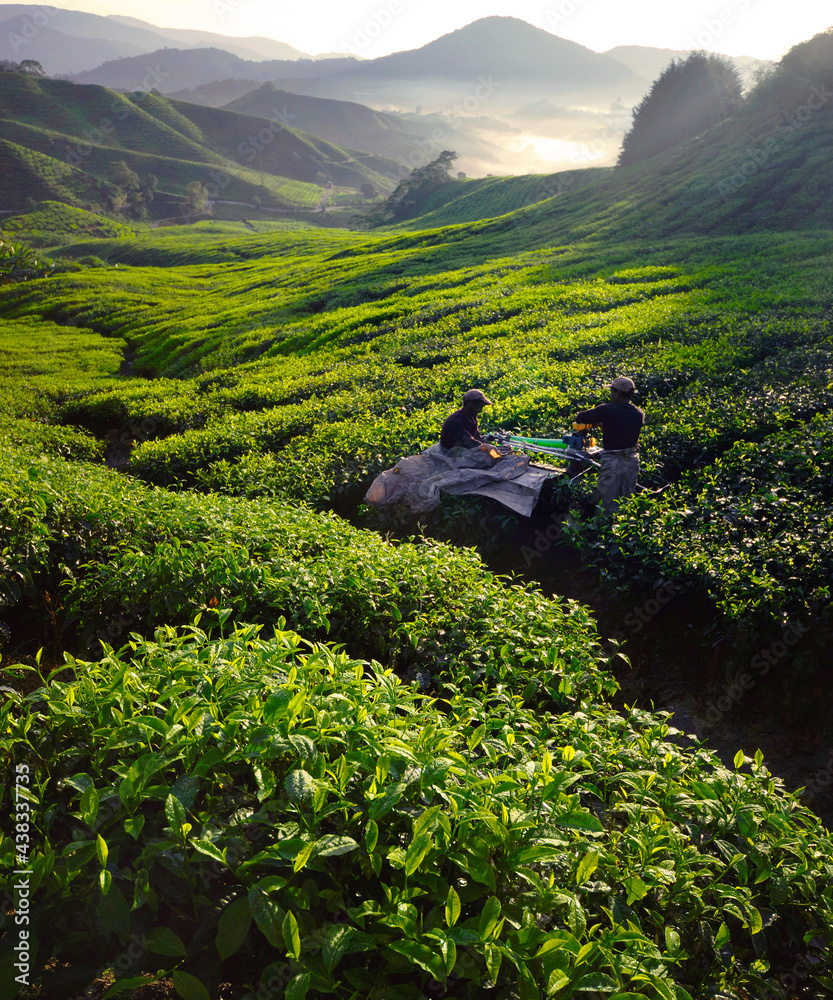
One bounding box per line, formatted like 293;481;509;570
440;388;493;450
575;376;645;511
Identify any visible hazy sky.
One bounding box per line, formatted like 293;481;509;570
5;0;830;60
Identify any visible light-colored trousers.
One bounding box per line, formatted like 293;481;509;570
595;450;639;512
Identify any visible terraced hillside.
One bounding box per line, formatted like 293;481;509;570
0;73;397;214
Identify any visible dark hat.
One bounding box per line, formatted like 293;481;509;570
609;376;637;394
463;388;493;405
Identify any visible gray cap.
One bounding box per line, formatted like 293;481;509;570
609;376;637;394
463;388;493;405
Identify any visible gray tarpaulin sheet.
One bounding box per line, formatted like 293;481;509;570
364;443;550;517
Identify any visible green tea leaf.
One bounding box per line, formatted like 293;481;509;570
123;815;144;840
216;895;251;960
565;897;586;938
146;927;187;957
484;942;501;984
285;974;310;1000
547;968;570;995
442;936;457;975
323;924;353;975
452;852;496;891
316;834;359;857
405;805;441;876
170;774;200;809
287;690;307;722
248;887;283;947
576;850;599;885
81;784;99;828
368;782;406;820
171;972;210;1000
388;940;446;982
558;810;604;834
165;793;186;834
575;972;618;993
285;769;314;802
283;910;301;960
192;839;226;865
445;885;461;928
293;840;317;873
479;896;501;940
623;876;648;905
96;834;108;868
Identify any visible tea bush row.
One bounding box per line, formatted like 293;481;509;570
0;444;612;706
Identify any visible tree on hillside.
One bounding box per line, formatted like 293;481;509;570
617;52;742;167
106;164;159;219
110;160;140;192
363;150;458;226
18;60;46;77
140;174;158;207
185;181;209;213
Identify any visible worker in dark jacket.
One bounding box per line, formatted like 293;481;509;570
575;376;645;511
440;388;492;450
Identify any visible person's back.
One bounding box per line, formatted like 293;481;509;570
576;399;644;452
575;376;645;511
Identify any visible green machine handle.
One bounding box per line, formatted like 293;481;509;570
508;435;569;450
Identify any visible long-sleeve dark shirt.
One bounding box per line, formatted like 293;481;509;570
440;409;484;449
576;401;645;451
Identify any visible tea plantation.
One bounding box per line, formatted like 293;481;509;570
3;36;833;1000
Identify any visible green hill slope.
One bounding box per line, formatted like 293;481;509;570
389;170;609;228
0;201;135;247
0;138;102;206
0;73;397;213
166;97;398;188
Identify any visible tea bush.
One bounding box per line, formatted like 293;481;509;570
2;623;831;999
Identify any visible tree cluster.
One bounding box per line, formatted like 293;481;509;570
363;150;458;226
618;52;742;167
101;161;158;218
0;59;46;76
